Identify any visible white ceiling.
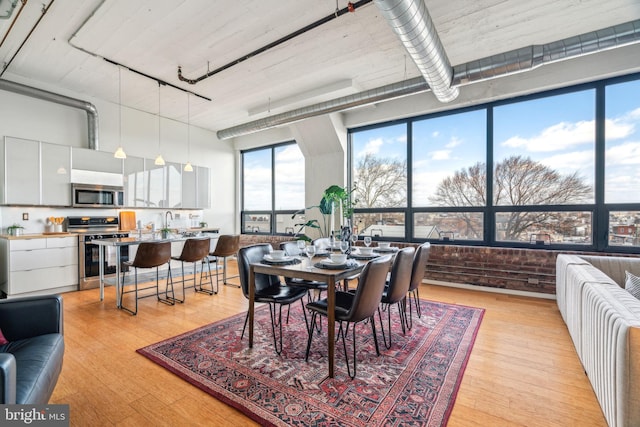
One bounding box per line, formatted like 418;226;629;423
1;0;639;137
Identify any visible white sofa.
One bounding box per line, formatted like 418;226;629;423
556;254;640;427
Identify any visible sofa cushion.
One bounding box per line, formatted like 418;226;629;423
580;256;640;288
626;271;640;300
2;334;64;404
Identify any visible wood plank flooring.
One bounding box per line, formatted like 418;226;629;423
50;262;607;426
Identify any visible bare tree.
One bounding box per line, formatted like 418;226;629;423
354;153;407;208
431;155;592;240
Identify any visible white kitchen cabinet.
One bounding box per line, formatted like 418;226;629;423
1;138;71;206
197;166;210;208
2;137;40;205
166;162;182;208
181;164;197;208
0;236;78;298
41;142;71;206
72;147;123;174
124;156;146;207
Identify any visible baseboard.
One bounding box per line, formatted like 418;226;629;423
423;279;557;300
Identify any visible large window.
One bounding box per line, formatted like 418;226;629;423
242;142;305;235
348;72;640;252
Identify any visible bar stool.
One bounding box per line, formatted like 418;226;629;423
120;241;174;315
171;237;216;297
209;235;240;287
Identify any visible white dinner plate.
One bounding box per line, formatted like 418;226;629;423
263;254;295;262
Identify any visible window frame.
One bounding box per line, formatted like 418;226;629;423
241;141;304;236
347;71;640;253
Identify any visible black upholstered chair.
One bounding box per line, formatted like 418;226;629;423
280;241;328;301
171;237;216;297
0;295;64;404
378;246;415;348
406;242;431;329
121;241;174;315
237;244;309;355
305;255;392;379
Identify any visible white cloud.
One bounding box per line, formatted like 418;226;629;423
430;150;452;160
431;131;440;138
541;150;594;178
445;136;462;149
605;141;640;165
501;120;596;152
357;137;383;157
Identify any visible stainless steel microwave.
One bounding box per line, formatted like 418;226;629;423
71;184;124;208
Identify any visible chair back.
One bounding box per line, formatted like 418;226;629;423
345;255;393;323
178;237;211;262
280;241;302;257
131;241;171;269
237;244;281;298
211;235;240;257
385;246;415;303
409;243;431;292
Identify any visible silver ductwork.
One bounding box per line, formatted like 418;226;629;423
217;18;640;140
217;77;429;140
374;0;458;103
454;20;640;84
0;79;100;150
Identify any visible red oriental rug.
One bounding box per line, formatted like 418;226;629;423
137;299;484;426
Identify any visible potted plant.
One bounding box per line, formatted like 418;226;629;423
7;224;24;236
291;185;356;241
159;227;173;239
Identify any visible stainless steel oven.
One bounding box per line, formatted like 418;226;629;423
68;216;130;290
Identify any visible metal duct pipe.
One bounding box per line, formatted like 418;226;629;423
216;77;429;140
374;0;458;103
0;79;99;149
217;18;640;140
454;19;640;84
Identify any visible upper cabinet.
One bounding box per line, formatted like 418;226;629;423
2;137;40;205
123;156;145;207
0;136;209;208
0;138;71;206
41;143;71;206
72;147;123;174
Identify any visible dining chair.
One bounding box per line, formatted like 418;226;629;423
209;234;240;287
406;242;431;329
237;243;309;355
120;241;174;315
280;241;328;301
378;246;415;348
171;237;216;298
305;255;392;379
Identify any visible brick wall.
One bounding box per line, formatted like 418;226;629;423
236;235;637;295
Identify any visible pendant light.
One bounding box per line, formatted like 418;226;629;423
184;93;193;172
154;81;165;166
113;66;127;159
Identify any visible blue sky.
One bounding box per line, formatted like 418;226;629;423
352;79;640;206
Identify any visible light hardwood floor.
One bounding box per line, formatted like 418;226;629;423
50;262;607;426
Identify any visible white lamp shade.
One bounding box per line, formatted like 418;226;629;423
184;161;193;172
114;146;127;159
154;154;165;166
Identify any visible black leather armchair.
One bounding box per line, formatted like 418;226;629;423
0;294;64;404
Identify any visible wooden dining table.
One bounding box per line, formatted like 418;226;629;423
248;256;367;378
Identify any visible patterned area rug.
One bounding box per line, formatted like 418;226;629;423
137;299;484;426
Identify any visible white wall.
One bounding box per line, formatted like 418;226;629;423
0;81;237;234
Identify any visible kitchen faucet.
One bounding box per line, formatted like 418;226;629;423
165;211;173;228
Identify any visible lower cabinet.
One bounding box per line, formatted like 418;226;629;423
0;236;78;298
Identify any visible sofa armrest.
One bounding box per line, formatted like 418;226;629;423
0;353;17;404
0;295;63;341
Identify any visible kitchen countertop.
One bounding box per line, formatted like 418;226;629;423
0;227;219;240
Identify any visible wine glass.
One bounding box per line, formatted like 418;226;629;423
339;240;349;254
364;236;372;247
350;233;358;250
296;240;306;257
304;244;316;269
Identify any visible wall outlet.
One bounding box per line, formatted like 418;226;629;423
527;278;539;285
22;213;29;221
